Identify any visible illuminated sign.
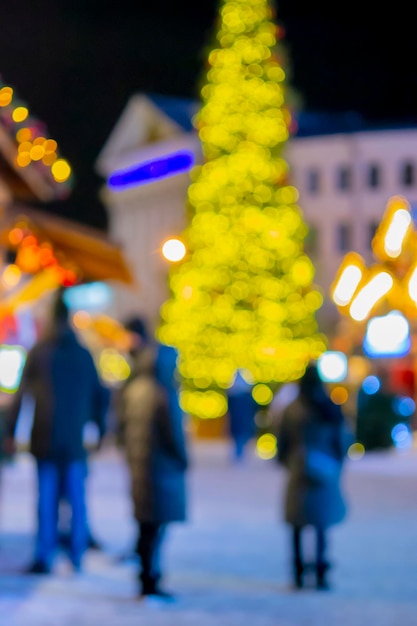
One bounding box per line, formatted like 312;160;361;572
108;151;195;190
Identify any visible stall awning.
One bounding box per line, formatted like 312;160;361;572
0;206;136;286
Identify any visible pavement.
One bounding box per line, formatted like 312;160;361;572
0;439;417;626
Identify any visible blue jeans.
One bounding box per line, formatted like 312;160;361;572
35;459;88;569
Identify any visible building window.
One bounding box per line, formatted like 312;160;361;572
368;221;379;249
305;224;318;255
306;168;320;193
336;166;352;191
400;161;415;187
367;163;381;188
337;223;352;253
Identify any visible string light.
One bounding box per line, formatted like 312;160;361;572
0;78;72;190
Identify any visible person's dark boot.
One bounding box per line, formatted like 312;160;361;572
138;573;175;602
24;560;50;575
293;559;304;589
316;561;331;590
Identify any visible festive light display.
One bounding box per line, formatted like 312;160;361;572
6;222;79;287
157;0;326;419
363;311;411;357
331;195;417;324
0;77;72;192
317;351;348;383
0;344;26;393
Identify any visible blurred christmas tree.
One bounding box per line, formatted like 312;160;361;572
157;0;326;419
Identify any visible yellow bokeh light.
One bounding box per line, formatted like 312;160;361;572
2;264;21;288
18;141;32;153
12;106;29;122
72;310;91;330
30;145;45;161
42;152;57;166
99;349;131;383
330;386;349;405
16;152;31;168
44;139;58;153
16;128;32;143
8;227;24;246
180;389;228;419
0;86;13;106
256;433;277;459
291;256;314;286
348;442;365;460
252;383;273;405
51;159;71;182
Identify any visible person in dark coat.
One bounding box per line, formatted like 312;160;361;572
276;363;353;590
226;370;258;462
5;288;110;574
117;317;188;601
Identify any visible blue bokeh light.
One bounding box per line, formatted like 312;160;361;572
391;422;413;449
63;282;113;311
393;396;416;417
362;375;381;395
108;151;195;190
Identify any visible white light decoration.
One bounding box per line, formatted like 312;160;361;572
0;345;26;392
161;238;186;262
407;265;417;304
384;209;412;258
363;311;410;357
332;264;363;306
63;282;113;311
317;351;348;382
349;272;393;321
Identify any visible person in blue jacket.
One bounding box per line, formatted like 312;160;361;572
5;287;110;574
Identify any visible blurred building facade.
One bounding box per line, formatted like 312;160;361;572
95;94;201;328
96;94;417;332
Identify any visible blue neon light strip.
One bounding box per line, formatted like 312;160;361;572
108;151;195;190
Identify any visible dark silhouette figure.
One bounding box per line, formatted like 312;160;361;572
117;317;188;601
276;363;353;590
5;288;110;574
226;371;258;462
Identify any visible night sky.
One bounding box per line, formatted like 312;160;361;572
0;0;416;230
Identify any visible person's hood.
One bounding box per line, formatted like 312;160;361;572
129;345;155;378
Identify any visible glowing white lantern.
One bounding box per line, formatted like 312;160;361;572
317;351;348;383
161;238;186;262
0;345;26;392
363;311;410;357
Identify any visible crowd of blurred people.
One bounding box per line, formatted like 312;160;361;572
1;288;189;600
2;286;413;597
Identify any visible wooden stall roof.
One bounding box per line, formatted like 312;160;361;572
0;206;136;286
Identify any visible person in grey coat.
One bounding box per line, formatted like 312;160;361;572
117;317;188;601
276;363;353;590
